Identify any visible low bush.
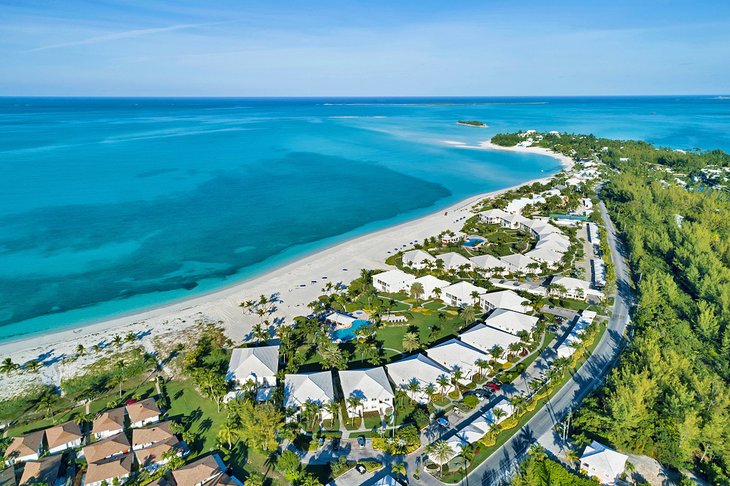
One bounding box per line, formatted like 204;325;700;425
462;395;479;409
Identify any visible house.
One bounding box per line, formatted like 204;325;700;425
425;339;487;383
131;421;176;450
283;371;336;422
92;407;126;440
172;454;226;486
469;254;507;274
401;249;435;269
127;398;161;428
440;281;486;307
501;212;529;230
134;436;183;472
548;276;603;301
408;275;450;299
385;354;451;403
479;208;510;225
3;431;44;465
82;432;130;463
18;454;63;486
484;309;539;336
484;398;515;424
435;252;473;271
524;247;563;268
458;324;522;362
227;345;279;400
499;254;539;274
45;421;84;454
338;367;394;418
84;453;133;486
0;467;16;486
580;441;629;485
372;269;416;293
372;475;401;486
479;290;531;314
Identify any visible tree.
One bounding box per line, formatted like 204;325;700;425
125;332;136;343
36;389;58;423
488;345;504;362
25;359;41;373
406;379;421;400
402;332;421;353
475;359;490;379
436;375;451;396
0;358;19;374
510;395;527;416
233;400;283;453
459;306;476;327
113;359;126;399
565;448;581;471
76;344;86;357
112;335;123;348
276;449;302;483
319;341;347;370
410;282;425;306
217;422;238;450
323;400;340;429
492;407;507;426
424;383;438;402
346;396;363;425
426;440;455;476
244;472;264;486
508;341;523;357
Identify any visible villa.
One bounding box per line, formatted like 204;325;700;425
401;249;436;269
45;421;84;454
425;338;487;383
500;254;539;273
580;441;629;485
131;421;176;450
283;371;336;422
479;208;511;225
548;275;604;301
459;324;522;362
19;455;63;486
502;212;530;230
82;432;130;463
92;407;126;440
3;431;44;465
436;252;473;271
227;345;280;401
484;398;515;424
338;367;394;418
372;269;416;293
524;246;563;268
484;308;539;336
408;275;450;299
126;398;161;428
134;436;183;472
479;290;531;314
385;354;451;403
84;453;133;486
172;454;229;486
469;254;507;274
441;281;486;307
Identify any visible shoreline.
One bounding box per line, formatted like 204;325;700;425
0;141;573;398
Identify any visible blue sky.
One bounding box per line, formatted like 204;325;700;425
1;0;728;96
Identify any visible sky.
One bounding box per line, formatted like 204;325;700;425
0;0;728;96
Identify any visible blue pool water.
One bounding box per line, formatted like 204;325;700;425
1;96;729;342
331;319;372;342
464;237;485;247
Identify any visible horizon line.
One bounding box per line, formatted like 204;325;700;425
0;94;728;99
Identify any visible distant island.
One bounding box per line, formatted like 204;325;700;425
457;120;488;127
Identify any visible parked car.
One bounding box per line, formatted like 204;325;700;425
486;382;501;392
436;417;449;428
357;435;366;448
472;389;489;399
355;464;367;474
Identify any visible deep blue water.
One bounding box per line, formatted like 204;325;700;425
1;96;728;342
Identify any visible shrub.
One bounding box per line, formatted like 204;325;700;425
462;395;479;409
448;389;461;400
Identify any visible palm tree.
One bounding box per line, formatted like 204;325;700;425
508;342;522;358
509;395;527;416
218;422;238;450
459;306;475;328
92;344;102;354
426;440;455;477
323;400;340;429
124;332;136;343
424;383;437;403
491;407;507;426
114;359;126;398
391;461;407;479
475;359;489;380
346;396;363;426
112;335;123;348
303;400;322;430
406;379;421;400
402;332;420;353
488;345;504;362
0;358;19;374
433;287;442;301
410;282;424;306
25;359;41;373
565;448;581;471
436;375;451;397
451;369;464;390
76;344;86;357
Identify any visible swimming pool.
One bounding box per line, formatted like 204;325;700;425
331;319;371;341
463;237;485;247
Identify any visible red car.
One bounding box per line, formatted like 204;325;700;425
486;382;501;392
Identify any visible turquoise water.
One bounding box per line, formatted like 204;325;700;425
464;237;485;247
1;96;728;342
331;320;372;342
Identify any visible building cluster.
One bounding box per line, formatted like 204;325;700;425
587;222;607;288
556;310;597;359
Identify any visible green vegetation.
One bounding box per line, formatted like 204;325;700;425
456;120;487;127
512;446;599;486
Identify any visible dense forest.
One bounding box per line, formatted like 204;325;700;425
494;132;730;484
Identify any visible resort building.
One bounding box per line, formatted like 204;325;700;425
548;275;604;301
131;421;176;450
92;407;126;440
338;367;394;418
458;324;522;362
84;453;133;486
524;247;563;268
436;252;473;271
283;371;336;422
479;290;531;314
502;212;530;230
479;208;511;225
484;308;539;336
227;345;280;401
134;436;183;472
469;254;507;275
172;455;228;486
385;354;451;403
401;249;436;269
19;455;63;486
126;398;161;428
441;281;486;307
372;269;416;293
82;432;130;463
484;398;515;425
580;441;629;485
425;338;487;383
500;254;539;274
3;431;44;465
408;275;450;299
45;421;84;454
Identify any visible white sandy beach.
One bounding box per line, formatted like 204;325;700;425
0;142;573;399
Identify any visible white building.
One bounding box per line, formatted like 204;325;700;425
469;254;508;274
227;345;280;399
484;398;515;424
372;269;416;293
134;436;183;473
339;367;394;418
283;371;336;421
126;398;160;429
459;324;522;362
580;441;629;485
480;290;531;314
524;247;563;268
425;338;487;383
500;254;539;274
436;252;473;271
45;421;83;454
385;354;452;403
479;208;510;225
548;276;603;301
484;308;539;336
408;275;450;299
402;249;436;269
441;281;486;307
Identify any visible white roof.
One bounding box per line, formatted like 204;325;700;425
525;247;564;263
484;309;539;335
385;354;450;390
470;415;493;433
469;254;506;270
339;367;394;403
284;371;335;410
227;346;279;381
327;312;356;327
372;475;399;486
580;441;628;485
533;238;569;254
425;338;487;373
574;310;597;334
402;249;435;266
503;212;529;226
459;323;521;355
458;424;487;443
480;290;531;313
550;275;591;291
539;232;571;249
485;397;515;423
499;254;539;271
442;281;486;301
436;252;473;269
373;269;416;287
412;275;450;295
479;208;510;220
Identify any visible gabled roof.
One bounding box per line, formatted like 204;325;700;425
402;249;435;266
84;453;133;485
385;354;450;389
532;238;569;254
538;232;571;249
132;421;175;448
469;254;506;270
479;290;531;313
436;252;472;269
19;454;63;486
425;338;487;373
284;371;336;409
4;431;44;460
412;275;450;289
484;309;539;335
499;254;539;271
45;421;83;449
227;345;279;382
0;466;16;486
441;281;486;301
172;454;225;486
83;432;130;463
127;398;161;424
549;275;591;291
339;367;394;402
525;247;564;263
459;323;521;355
92;407;126;435
207;473;244;486
479;208;510;220
134;436;182;468
580;440;628;484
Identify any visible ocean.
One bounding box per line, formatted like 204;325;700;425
1;96;728;342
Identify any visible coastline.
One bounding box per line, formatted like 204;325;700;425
0;141;573;399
